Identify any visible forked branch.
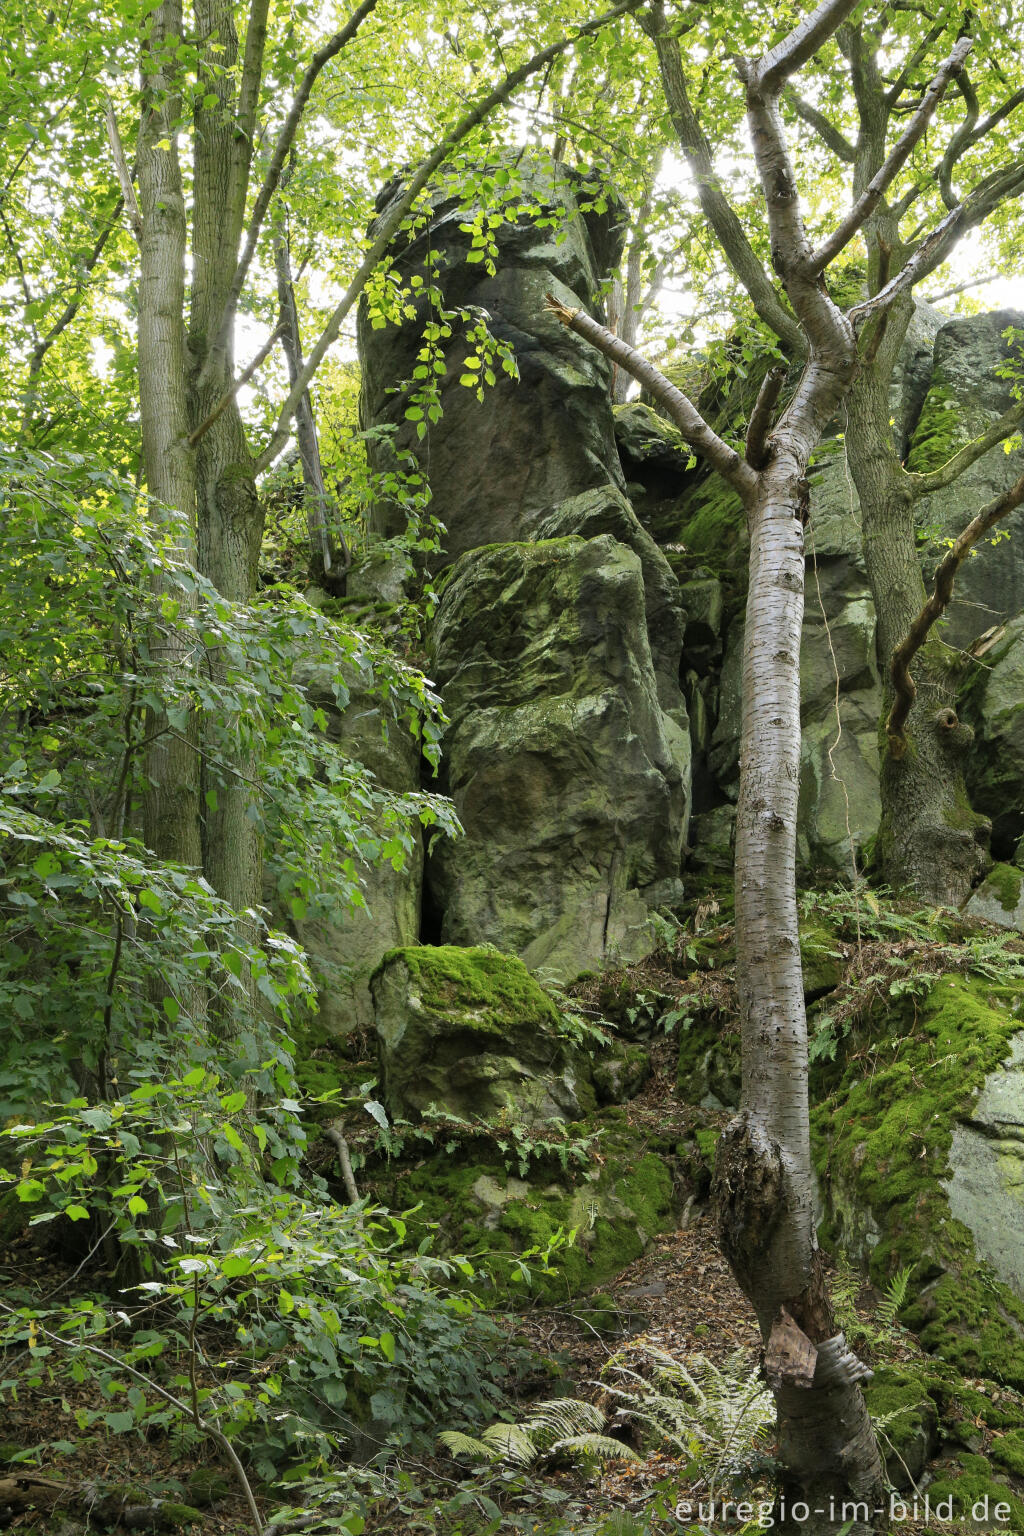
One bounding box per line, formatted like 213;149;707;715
811;36;971;273
887;471;1024;755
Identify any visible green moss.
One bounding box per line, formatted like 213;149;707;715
377;944;566;1040
677;1014;740;1108
800;917;844;999
990;1427;1024;1477
923;1456;1024;1529
906;383;959;474
863;1363;937;1484
986;862;1024;914
813;975;1024;1384
383;1133;676;1302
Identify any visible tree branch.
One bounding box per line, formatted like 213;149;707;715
545;293;757;496
811;37;971;272
253;0;645;473
887;470;1024;755
938;66;979;208
23;194;124;430
745;366;787;468
187;321;285;448
884;21;947;107
104;100;142;239
783;88;856;160
755;0;863;93
906;395;1024;497
202;0;380;389
643;1;803;354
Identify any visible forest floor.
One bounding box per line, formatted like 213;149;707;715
0;1196;979;1536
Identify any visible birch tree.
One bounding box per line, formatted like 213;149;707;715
643;0;1024;903
547;0;1008;1525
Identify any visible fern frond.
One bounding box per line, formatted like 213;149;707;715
521;1397;604;1450
481;1422;538;1467
438;1430;500;1462
548;1433;642;1464
877;1264;913;1330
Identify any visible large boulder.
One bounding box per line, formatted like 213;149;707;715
964;615;1024;858
944;1029;1024;1296
428;535;688;978
358;157;627;565
813;975;1024;1386
908;310;1024;648
370;945;592;1123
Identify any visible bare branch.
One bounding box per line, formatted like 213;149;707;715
884;21;946;107
887;470;1024;755
546;294;757;496
23;194;123;431
254;0;645;474
783;88;856;161
938;66;979;209
187;322;285;448
906;396;1024;498
275;234;348;578
745;366;787;468
104;99;142;239
924;273;999;304
811;37;971;273
755;0;863;93
643;2;803;353
203;0;380;387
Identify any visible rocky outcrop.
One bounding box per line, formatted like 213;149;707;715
277;666;423;1036
370;944;592;1123
944;1029;1024;1298
358;158;691;979
429;535;687;977
908;310;1024;648
964;615;1024;859
358;159;628;565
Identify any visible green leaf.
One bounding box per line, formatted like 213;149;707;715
65;1204;89;1221
162;995;180;1023
379;1330;396;1362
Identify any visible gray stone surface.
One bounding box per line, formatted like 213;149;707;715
428;535;689;979
271;666;423;1037
358;158;627;566
370;945;591;1123
910;310;1024;648
944;1032;1024;1298
965;615;1024;857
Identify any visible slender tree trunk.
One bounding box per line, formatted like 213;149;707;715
845;318;989;904
189;0;267;922
136;0;202;871
717;454;884;1536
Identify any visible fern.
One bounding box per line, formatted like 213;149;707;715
600;1345;774;1493
876;1264;913;1331
439;1397;640;1471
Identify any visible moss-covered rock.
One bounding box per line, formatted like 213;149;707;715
386;1135;677;1300
863;1363;939;1488
813;975;1024;1385
965;862;1024;929
592;1042;652;1105
371;945;595;1124
428;534;689;980
800;919;845;1000
676;1014;740;1109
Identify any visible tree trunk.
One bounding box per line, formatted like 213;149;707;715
189;0;267;925
136;0;203;872
715;451;885;1536
845;350;990;904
